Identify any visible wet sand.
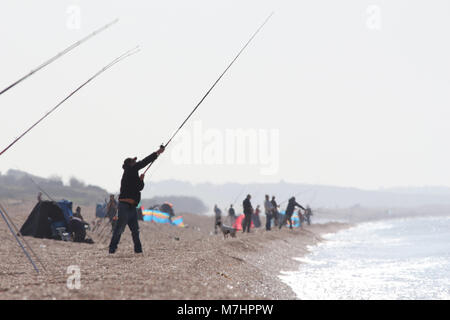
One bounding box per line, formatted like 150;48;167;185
0;201;351;300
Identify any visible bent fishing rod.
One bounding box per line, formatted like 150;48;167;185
143;12;274;175
0;18;119;96
0;46;140;157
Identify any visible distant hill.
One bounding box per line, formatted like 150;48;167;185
0;170;208;214
382;186;450;196
142;179;450;213
3;169;450;216
0;169;109;206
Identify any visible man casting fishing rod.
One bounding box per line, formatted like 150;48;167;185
109;145;165;254
279;197;305;230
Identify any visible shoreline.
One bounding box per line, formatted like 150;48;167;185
0;202;351;299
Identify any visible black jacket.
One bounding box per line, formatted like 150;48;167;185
271;199;278;213
243;198;253;215
119;152;158;205
286;198;305;215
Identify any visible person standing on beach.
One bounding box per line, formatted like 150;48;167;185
264;194;274;231
271;196;279;226
214;204;222;234
305;206;313;225
298;208;305;227
106;194;118;232
280;197;305;230
242;194;253;233
253;205;262;228
109;145;165;254
228;204;236;224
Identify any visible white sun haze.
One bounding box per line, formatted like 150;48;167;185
1;0;449;192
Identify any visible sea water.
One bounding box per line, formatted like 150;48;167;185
279;216;450;299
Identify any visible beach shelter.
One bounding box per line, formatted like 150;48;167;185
278;211;301;228
20;201;67;239
141;209;184;227
233;214;254;231
56;199;73;222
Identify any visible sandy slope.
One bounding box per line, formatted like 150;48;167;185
0;201;350;300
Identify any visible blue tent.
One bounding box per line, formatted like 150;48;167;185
278;211;301;228
96;203;107;218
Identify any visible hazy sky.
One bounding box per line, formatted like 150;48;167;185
1;0;449;192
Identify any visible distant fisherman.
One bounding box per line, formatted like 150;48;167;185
228;204;236;224
214;204;222;234
271;196;279;226
109;145;165;254
106;194;118;232
280;197;305;230
305;206;313;225
242;194;253;233
264;194;274;231
253;205;261;228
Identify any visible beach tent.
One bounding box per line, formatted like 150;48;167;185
141;208;184;227
56;199;73;222
278;211;301;228
233;214;254;231
20;201;67;239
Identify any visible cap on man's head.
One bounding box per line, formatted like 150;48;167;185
123;157;137;168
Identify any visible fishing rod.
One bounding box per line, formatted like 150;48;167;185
0;205;39;273
143;12;274;175
30;177;56;202
0;18;119;96
278;189;311;207
0;202;48;272
0;46;140;157
231;185;247;207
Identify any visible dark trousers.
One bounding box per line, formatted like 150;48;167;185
265;213;272;230
273;211;279;226
109;202;142;253
242;213;252;232
279;213;293;229
214;218;221;234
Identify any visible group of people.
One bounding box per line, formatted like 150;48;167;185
48;144;312;253
214;194;314;234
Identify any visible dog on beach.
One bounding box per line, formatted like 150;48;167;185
217;221;236;239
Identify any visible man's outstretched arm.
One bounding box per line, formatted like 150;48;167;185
135;146;165;171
